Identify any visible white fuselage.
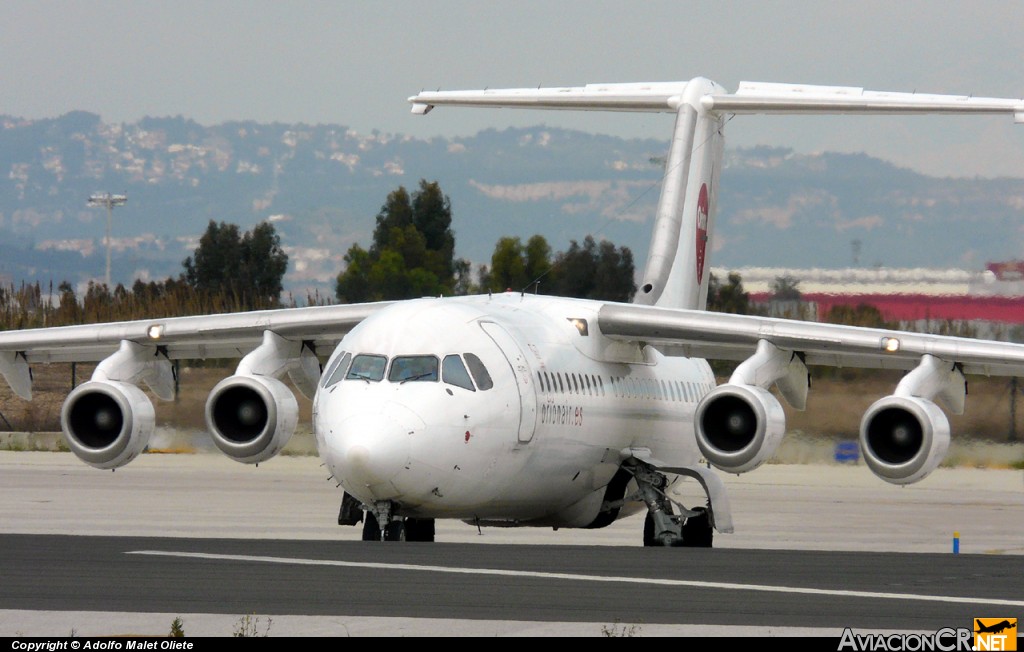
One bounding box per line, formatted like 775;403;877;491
313;293;714;527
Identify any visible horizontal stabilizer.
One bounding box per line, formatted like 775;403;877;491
709;81;1024;119
409;81;691;114
410;80;1024;121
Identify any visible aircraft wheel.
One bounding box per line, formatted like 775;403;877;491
681;507;713;548
643;513;656;547
643;512;684;547
405;518;435;542
361;512;381;541
384;520;407;542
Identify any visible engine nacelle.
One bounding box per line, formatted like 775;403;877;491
205;374;298;464
695;384;786;474
859;395;950;485
61;380;155;470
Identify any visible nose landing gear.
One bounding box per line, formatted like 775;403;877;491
342;497;436;542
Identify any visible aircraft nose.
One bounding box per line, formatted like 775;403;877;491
334;407;418;490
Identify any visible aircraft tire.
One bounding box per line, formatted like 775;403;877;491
681;507;713;548
643;513;656;547
405;518;435;542
361;512;381;541
643;512;687;547
384;520;407;542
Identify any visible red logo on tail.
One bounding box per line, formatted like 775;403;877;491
696;183;709;284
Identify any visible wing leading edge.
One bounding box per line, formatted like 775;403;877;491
598;302;1024;377
0;301;394;365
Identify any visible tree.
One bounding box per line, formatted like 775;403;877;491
336;180;464;302
481;234;555;294
183;220;288;309
707;272;752;314
183;221;242;293
485;236;530;292
771;275;802;301
481;233;635;301
242;222;289;305
548;235;636;302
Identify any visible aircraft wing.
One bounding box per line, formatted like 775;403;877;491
0;302;393;399
598;302;1024;377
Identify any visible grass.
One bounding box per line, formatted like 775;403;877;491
601;621;641;637
169;617;185;637
233;614;272;637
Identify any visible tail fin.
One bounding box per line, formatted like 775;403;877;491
632;78;725;310
410;79;1024;311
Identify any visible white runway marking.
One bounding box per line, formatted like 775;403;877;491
128;550;1024;608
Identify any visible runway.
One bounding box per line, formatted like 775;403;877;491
1;451;1022;636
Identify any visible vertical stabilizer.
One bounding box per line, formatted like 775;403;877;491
633;78;726;310
410;78;1023;311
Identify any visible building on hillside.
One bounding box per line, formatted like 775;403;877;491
714;262;1024;342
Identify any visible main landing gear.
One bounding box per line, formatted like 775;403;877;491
339;493;435;542
628;460;715;548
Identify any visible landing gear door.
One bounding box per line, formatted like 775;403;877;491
480;321;537;443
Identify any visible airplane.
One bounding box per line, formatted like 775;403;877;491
4;77;1024;547
975;619;1016;635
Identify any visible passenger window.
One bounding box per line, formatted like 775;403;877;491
346;354;387;382
464;353;493;391
557;373;565;393
389;355;439;383
442;355;475;391
584;375;592;395
322;351;350;388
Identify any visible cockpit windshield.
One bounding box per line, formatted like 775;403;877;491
388;355;439;383
322;351;351;388
346;354;387;382
442;355;474;391
464;352;493;390
336;351;493;390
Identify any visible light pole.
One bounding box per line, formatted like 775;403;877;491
87;192;127;287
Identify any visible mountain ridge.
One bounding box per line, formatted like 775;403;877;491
2;112;1022;296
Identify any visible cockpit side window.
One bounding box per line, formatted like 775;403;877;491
389;355;439;383
463;353;493;391
323;351;351;388
346;354;387;382
442;355;475;391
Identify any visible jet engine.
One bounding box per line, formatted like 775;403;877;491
205;374;298;464
859;395;950;485
694;384;786;473
61;380;155;470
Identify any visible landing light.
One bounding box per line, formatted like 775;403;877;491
147;324;165;340
881;337;900;353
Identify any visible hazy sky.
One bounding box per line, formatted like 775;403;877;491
4;1;1024;177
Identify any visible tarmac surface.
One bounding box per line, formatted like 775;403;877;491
1;451;1022;636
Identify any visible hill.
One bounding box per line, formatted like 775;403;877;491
2;113;1022;296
